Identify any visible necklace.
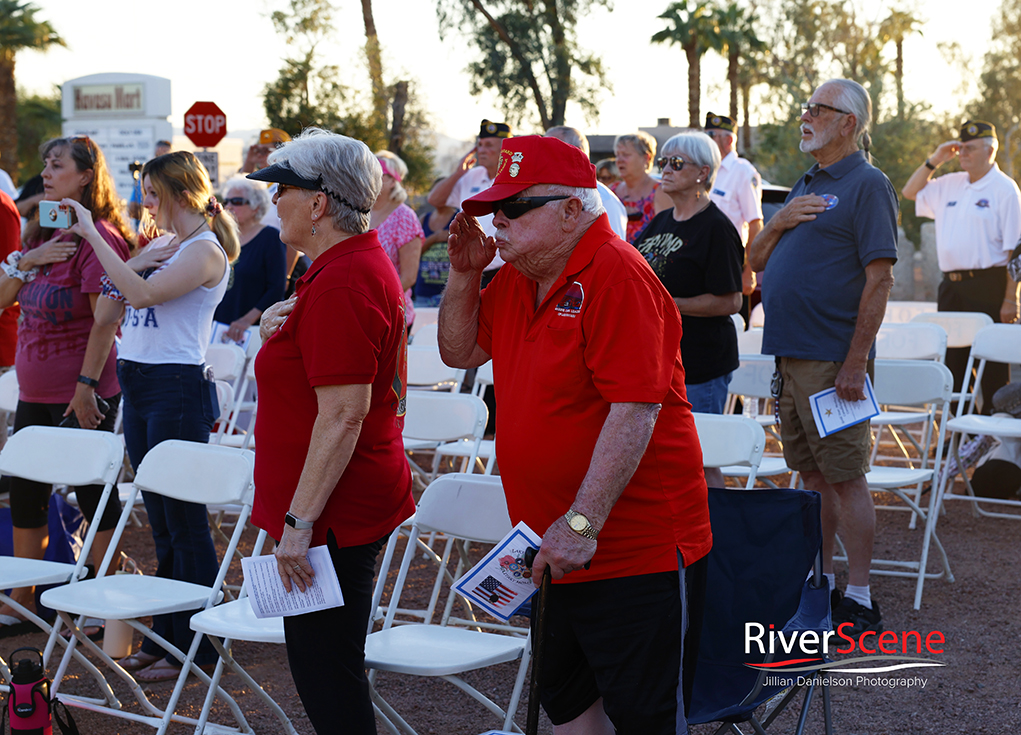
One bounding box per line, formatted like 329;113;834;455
174;220;208;245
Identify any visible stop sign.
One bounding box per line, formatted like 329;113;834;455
184;102;227;148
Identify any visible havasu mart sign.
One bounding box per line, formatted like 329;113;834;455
73;83;144;115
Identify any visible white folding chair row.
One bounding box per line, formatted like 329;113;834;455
837;360;956;609
911;310;994;406
434;361;495;474
723;356;795;486
42;441;258;735
692;413;766;489
0;427;124;686
937;323;1021;520
883;300;937;324
367;473;530;735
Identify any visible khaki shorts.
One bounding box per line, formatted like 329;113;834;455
778;357;873;484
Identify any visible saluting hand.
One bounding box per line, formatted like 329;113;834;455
447;212;497;274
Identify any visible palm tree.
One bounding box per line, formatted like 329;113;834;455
714;2;765;129
0;0;64;182
652;0;725;128
880;9;924;120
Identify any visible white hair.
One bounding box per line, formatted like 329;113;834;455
544;184;605;217
267;127;381;234
823;78;873;160
220;175;271;220
661;132;721;192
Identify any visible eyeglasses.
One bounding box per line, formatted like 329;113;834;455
801;102;850;118
224;198;250;207
492;195;569;220
656;156;687;172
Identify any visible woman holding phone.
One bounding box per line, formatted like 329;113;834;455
0;136;131;639
64;151;240;682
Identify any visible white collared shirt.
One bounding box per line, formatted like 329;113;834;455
447;166;504;270
709;151;763;244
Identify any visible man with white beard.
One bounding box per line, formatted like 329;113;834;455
748;78;898;637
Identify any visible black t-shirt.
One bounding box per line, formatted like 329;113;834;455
632;202;743;384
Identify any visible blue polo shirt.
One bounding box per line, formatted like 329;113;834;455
762;151;898;362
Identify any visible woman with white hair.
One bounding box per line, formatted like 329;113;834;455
632;132;743;485
213;176;287;343
372;150;422;330
246;129;414;734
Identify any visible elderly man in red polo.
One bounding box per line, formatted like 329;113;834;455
438;136;711;735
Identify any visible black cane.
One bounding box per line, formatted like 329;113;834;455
526;564;551;735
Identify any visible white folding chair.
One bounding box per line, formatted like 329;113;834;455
403;391;489;483
409;322;439;346
723;356;794;487
938;324;1021;521
692;413;766;489
42;441;257;735
736;327;763;355
749;302;765;328
204;343;246;385
840;360;956;609
911;311;994;405
871;322;949;468
366;473;530;735
0;427;124;684
883;300;937;323
730;312;746;334
434;361;495;474
407;346;465;393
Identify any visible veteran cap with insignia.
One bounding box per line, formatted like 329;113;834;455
461;135;597;216
479;119;512;139
704;112;735;133
960;120;996;142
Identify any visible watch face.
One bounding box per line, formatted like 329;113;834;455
569;514;587;532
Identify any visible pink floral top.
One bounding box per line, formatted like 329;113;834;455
376;203;424;327
612;180;661;244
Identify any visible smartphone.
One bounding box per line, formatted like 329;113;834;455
39;200;76;229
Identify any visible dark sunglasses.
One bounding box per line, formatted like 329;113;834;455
801;102;850;118
656;156;687;172
224;197;250;207
492;195;569;219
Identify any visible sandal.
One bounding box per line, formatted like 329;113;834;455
60;618;105;643
134;658;216;684
0;613;36;640
117;650;161;672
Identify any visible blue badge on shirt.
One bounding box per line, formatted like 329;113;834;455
975;199;990;208
712;188;726;197
947;201;957;207
821;194;839;210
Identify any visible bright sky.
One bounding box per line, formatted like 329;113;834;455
16;0;994;145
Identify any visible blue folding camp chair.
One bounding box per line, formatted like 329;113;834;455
687;487;833;735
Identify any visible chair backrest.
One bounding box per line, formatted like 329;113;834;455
968;323;1021;365
244;326;263;359
911;311;993;349
692;413;765;472
884;300;937;324
205;343;247;383
0;426;124;486
874;322;948;362
728;355;774;399
730;312;746;334
872;359;954;407
736;327;763;355
402;391;488;444
0;369;18;413
410;322;439;347
214;380;235;418
407;346;464;391
749;302;765;328
132;440;255;506
412;474;512;543
472;361;494;399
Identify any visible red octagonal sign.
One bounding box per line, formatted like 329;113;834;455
184;101;227;148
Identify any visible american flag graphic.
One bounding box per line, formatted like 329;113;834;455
473;575;515;606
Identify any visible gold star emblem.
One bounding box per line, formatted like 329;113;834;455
824;409;832;416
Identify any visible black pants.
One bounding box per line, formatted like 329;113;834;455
283;532;387;735
10;396;122;529
938;267;1009;414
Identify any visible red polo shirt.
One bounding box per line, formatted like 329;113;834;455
478;215;712;583
0;192;20;366
252;230;414;547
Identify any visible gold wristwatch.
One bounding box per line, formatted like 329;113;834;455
564;510;598;540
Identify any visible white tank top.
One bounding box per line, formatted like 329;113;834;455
118;230;229;365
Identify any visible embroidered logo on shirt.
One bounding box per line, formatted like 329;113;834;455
821;194;839;210
554;281;585;318
975;199;990;208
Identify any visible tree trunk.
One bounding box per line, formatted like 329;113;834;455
470;0;552;130
740;81;751;152
895;39;904;120
0;52;19;182
543;0;570;126
389;81;408;156
728;50;739;124
686;41;700;128
361;0;389;137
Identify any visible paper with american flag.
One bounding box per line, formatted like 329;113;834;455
454;521;542;621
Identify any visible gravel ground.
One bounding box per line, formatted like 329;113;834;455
3;476;1020;735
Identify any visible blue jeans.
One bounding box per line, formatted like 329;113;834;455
117;360;220;665
685;372;733;415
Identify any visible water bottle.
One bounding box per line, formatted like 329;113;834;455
6;647;51;735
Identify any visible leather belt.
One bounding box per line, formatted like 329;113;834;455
945;267;1004;282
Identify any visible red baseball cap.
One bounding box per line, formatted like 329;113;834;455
461;135;597;216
